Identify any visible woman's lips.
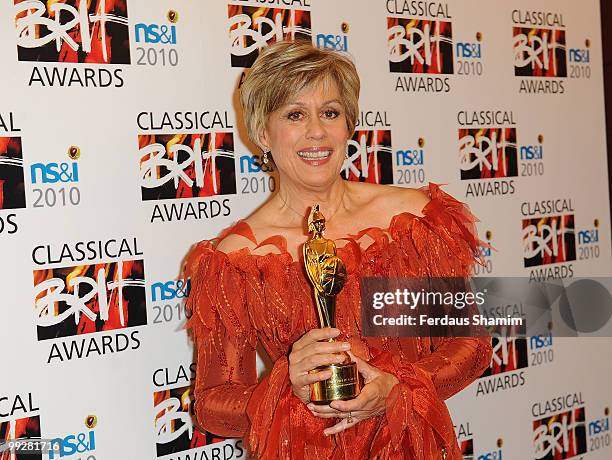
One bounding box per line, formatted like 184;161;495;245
296;148;333;166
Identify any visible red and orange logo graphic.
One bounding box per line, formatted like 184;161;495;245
0;137;26;210
14;0;131;64
533;407;586;459
523;215;576;267
153;386;210;456
342;130;393;184
514;28;567;77
459;128;518;180
388;18;454;74
34;260;146;340
459;438;474;460
228;5;312;68
482;330;528;378
0;416;41;460
139;133;236;201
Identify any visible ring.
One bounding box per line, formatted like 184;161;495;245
347;411;353;424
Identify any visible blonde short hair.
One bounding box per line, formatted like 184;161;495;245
239;40;360;152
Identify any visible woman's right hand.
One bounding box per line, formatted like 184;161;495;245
288;327;351;404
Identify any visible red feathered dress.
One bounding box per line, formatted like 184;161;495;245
184;183;493;459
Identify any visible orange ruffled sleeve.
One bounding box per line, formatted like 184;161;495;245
184;240;313;459
184;240;260;438
369;184;493;459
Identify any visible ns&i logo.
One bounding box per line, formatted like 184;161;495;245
473;230;494;276
316;22;349;52
48;415;97;459
135;12;178;45
150;278;192;326
239;152;277;196
588;407;610;454
568;39;593;80
30;145;82;210
577;218;601;262
395;137;426;186
455;32;485;78
454;421;504;460
134;10;180;68
476;439;503;460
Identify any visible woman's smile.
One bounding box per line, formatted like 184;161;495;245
296;146;335;166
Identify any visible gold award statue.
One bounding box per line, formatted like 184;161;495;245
303;204;361;403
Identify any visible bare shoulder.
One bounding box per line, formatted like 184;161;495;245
396;186;431;217
214;231;257;254
366;183;431;218
213;207;281;255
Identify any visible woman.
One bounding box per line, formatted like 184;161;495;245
184;40;492;459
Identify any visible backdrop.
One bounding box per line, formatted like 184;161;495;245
1;1;611;459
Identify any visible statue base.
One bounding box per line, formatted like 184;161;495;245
310;361;361;404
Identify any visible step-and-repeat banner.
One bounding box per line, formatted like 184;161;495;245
1;0;611;459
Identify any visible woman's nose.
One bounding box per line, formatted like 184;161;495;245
305;116;325;140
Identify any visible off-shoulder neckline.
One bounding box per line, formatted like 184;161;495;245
204;184;445;265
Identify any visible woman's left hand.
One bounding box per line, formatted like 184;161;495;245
307;351;400;435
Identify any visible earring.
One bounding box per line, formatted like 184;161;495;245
262;151;270;164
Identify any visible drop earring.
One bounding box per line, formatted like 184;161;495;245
262;151;270;164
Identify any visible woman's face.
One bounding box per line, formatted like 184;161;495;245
259;79;350;190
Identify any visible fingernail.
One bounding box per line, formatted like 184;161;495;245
324;430;331;436
341;342;350;350
331;328;340;335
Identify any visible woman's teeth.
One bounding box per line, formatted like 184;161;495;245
297;150;332;159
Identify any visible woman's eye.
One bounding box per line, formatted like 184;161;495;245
287;111;303;121
323;109;340;119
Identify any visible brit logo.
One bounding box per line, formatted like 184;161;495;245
154;386;208;456
483;332;528;378
533;406;586;459
514;28;567;78
139;133;236;201
522;215;576;268
228;5;312;68
512;9;567;94
34;259;146;340
342;130;393;184
457;110;517;197
0;415;42;460
459;128;518;180
388;18;454;74
0;137;26;210
476;324;527;397
459;438;473;460
14;0;131;64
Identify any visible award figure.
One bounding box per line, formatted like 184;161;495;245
303;204;361;403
